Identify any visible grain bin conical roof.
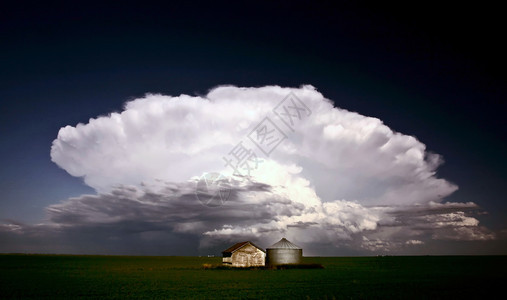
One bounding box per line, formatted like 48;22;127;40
267;238;301;249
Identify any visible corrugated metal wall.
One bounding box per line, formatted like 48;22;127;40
266;248;302;266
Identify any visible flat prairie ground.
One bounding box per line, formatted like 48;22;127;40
0;255;505;299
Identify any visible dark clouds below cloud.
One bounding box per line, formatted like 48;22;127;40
0;180;500;255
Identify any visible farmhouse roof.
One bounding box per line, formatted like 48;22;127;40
222;241;265;254
267;238;301;249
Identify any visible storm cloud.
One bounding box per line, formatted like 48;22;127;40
0;85;496;254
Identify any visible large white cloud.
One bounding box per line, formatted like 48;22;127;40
51;85;456;203
34;85;495;253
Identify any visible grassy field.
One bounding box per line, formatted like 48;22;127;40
0;255;505;299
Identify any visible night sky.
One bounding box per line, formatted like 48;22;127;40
0;1;506;255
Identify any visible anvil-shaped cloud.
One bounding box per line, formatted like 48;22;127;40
3;85;493;254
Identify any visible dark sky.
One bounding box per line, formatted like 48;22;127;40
0;1;506;255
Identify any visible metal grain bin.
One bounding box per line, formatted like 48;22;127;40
265;238;302;267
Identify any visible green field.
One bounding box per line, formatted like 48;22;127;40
0;255;505;299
